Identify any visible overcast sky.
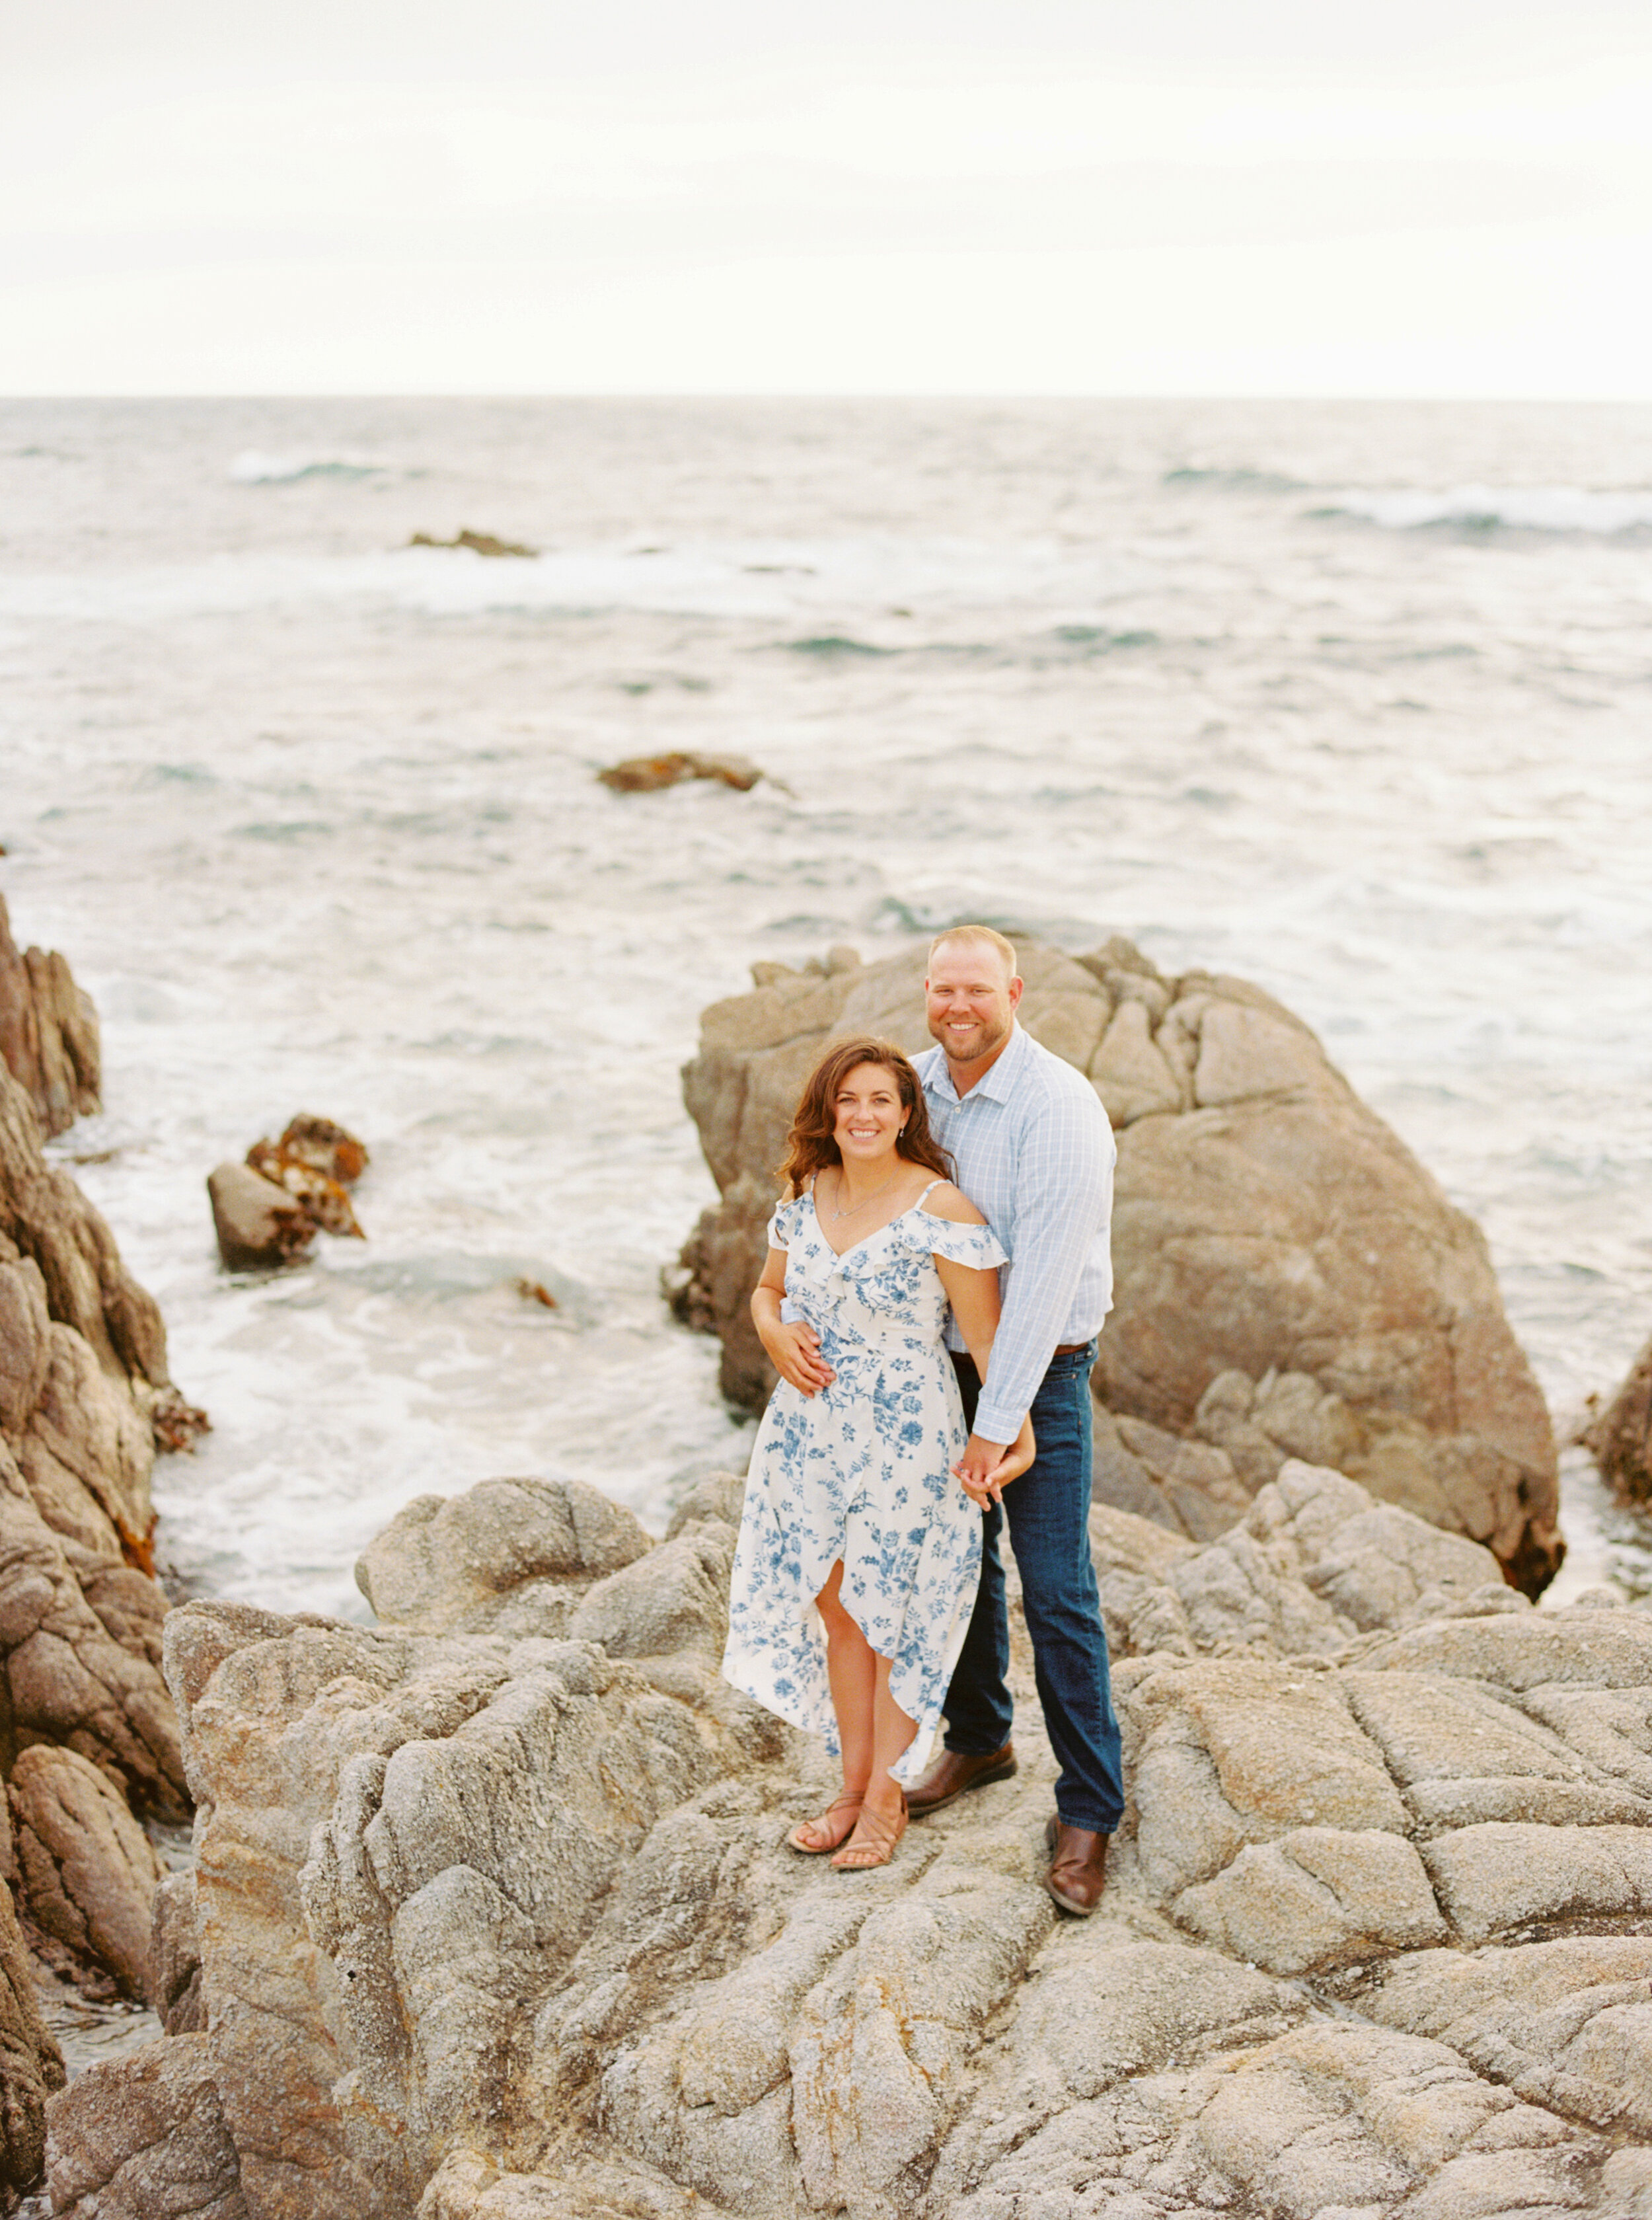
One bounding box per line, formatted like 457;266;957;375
3;1;1649;396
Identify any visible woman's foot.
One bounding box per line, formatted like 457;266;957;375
787;1791;864;1855
831;1791;907;1870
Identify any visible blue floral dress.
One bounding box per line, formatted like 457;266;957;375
722;1180;1008;1785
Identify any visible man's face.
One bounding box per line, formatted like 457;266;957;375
925;939;1022;1067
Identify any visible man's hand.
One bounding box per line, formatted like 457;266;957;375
761;1318;835;1398
954;1418;1035;1508
954;1429;1008;1508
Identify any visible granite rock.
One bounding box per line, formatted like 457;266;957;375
0;892;100;1140
0;1867;65;2201
46;2034;246;2220
46;1459;1652;2220
7;1741;162;1997
206;1160;317;1271
673;940;1561;1593
1585;1330;1652;1504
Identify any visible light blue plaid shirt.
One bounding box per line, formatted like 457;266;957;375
915;1024;1115;1445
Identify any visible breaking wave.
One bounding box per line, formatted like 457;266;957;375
1311;486;1652;537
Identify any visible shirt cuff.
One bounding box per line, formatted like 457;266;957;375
973;1397;1027;1447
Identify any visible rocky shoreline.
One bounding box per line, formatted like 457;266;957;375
4;912;1651;2219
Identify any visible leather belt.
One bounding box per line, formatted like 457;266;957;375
1052;1339;1096;1358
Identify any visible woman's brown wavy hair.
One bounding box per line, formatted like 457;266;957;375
780;1035;952;1198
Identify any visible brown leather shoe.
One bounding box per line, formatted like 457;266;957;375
905;1742;1017;1816
1044;1814;1109;1915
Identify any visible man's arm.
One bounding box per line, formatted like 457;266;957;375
963;1087;1115;1455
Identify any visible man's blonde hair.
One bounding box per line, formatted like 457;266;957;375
927;924;1018;980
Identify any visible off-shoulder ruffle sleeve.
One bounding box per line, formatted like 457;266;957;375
899;1208;1008;1270
767;1194;806;1250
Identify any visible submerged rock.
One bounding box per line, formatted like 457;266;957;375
1584;1330;1652;1503
599;751;770;794
673;938;1563;1595
46;1459;1652;2220
408;529;538;558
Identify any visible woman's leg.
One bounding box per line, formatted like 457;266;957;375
825;1573;917;1868
792;1560;878;1850
818;1559;878;1794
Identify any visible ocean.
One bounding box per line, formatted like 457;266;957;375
1;395;1649;1616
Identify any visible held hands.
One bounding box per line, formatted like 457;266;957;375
953;1418;1035;1510
762;1317;836;1398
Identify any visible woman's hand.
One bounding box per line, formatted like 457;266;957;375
761;1317;836;1398
954;1416;1035;1508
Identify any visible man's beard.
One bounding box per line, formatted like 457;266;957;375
930;1010;1010;1061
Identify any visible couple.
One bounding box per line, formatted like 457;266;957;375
722;925;1123;1916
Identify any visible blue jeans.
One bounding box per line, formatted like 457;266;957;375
943;1344;1125;1834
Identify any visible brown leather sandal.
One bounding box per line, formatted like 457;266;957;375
830;1793;908;1870
787;1792;864;1855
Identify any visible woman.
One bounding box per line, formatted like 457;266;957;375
721;1035;1033;1871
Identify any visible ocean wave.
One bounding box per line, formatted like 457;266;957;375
229;449;385;484
1163;466;1305;495
1311;486;1652;537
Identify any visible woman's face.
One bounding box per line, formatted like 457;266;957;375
832;1063;906;1167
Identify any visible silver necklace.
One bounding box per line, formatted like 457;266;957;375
827;1167;903;1221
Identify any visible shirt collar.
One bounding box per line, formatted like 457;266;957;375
931;1021;1028;1106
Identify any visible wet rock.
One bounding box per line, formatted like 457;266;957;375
146;1381;211;1455
1585;1330;1652;1502
7;1742;161;1997
206;1161;316;1271
0;892;100;1139
244;1140;361;1238
46;2033;246;2220
598;751;769;794
0;1870;65;2201
675;938;1562;1593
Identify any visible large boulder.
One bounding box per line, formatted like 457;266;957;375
671;939;1561;1593
1585;1330;1652;1503
0;892;100;1140
46;1462;1652;2220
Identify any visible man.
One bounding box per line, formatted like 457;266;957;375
907;924;1123;1915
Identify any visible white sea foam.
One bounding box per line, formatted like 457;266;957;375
0;535;1120;630
1315;484;1652;535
